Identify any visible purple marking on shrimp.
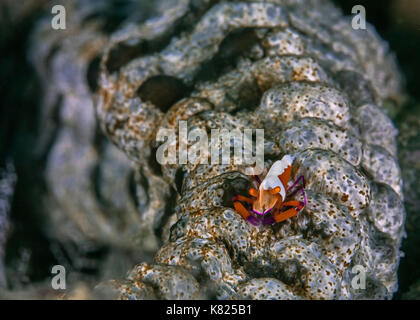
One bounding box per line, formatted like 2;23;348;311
287;177;306;199
301;186;307;207
254;175;261;185
287;175;306;194
288;186;307;209
264;206;274;215
252;209;265;216
262;216;276;225
253;206;274;216
247;215;261;226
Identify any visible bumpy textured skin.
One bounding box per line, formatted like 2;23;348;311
94;0;406;300
29;0;176;265
29;0;405;299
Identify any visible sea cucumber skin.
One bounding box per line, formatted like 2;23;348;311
30;0;405;299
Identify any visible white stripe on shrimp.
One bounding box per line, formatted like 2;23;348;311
260;155;295;201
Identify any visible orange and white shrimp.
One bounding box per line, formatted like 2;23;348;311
232;155;306;226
